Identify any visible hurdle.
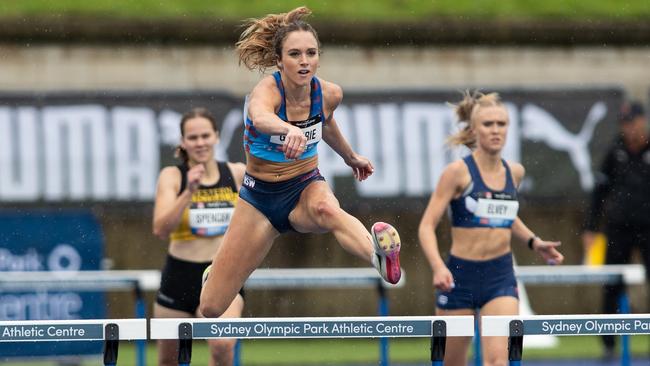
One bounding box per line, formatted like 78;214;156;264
0;270;159;366
0;267;404;365
151;316;473;366
464;264;646;366
483;313;650;366
515;264;645;286
0;319;146;366
245;267;404;366
513;264;645;365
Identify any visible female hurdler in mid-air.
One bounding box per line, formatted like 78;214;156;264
200;6;402;318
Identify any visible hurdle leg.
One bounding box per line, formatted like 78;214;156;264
508;320;524;366
134;284;147;366
473;312;482;366
431;320;446;366
103;323;119;366
619;293;631;366
178;322;193;366
233;339;242;366
378;284;390;366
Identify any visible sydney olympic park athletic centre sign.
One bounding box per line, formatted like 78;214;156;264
0;88;622;205
484;315;650;337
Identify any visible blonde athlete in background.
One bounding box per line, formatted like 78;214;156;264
418;92;564;366
200;7;401;318
153;108;245;366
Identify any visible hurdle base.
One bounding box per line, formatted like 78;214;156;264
178;322;193;365
508;320;524;362
102;323;119;366
431;320;446;365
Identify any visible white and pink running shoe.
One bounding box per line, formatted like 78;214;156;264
371;222;402;284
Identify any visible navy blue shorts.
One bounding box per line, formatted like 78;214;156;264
436;252;518;310
239;168;325;233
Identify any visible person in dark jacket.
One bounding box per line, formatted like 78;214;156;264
583;100;650;358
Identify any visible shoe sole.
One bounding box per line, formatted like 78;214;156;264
371;222;401;284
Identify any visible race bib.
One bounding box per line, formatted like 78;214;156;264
270;115;322;145
474;198;519;220
189;203;234;237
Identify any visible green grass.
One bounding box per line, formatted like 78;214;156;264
2;336;649;365
0;0;650;22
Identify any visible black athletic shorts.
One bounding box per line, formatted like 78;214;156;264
156;255;244;314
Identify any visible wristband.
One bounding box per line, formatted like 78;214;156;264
527;236;538;250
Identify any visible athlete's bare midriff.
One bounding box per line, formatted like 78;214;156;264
245;153;319;182
449;227;512;261
169;236;223;262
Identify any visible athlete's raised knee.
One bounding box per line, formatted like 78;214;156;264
199;294;226;318
313;199;342;223
199;303;224;318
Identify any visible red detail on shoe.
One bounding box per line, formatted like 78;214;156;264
384;251;401;284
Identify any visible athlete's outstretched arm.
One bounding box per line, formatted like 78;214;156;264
508;161;564;265
322;118;374;181
418;162;464;292
511;218;564;265
321;82;373;181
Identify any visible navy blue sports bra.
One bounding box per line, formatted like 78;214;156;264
449;155;519;228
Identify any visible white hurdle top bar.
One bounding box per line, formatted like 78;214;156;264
0;270;161;291
246;267;404;289
0;319;147;342
483;314;650;337
0;267;404;292
0;265;639;292
150;316;473;340
514;264;645;285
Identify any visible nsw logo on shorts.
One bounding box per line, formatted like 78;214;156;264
243;175;255;188
437;294;449;306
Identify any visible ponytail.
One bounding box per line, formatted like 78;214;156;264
447;91;503;149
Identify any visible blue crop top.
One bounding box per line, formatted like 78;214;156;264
449;155;519;228
243;71;326;163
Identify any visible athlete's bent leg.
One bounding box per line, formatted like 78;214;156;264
290;181;369;255
289;181;401;283
200;200;278;318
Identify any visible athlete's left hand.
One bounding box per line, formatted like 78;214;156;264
532;238;564;265
346;154;374;181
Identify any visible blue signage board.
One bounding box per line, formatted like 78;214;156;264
0;324;104;341
0;210;105;358
193;320;433;338
525;318;650;336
